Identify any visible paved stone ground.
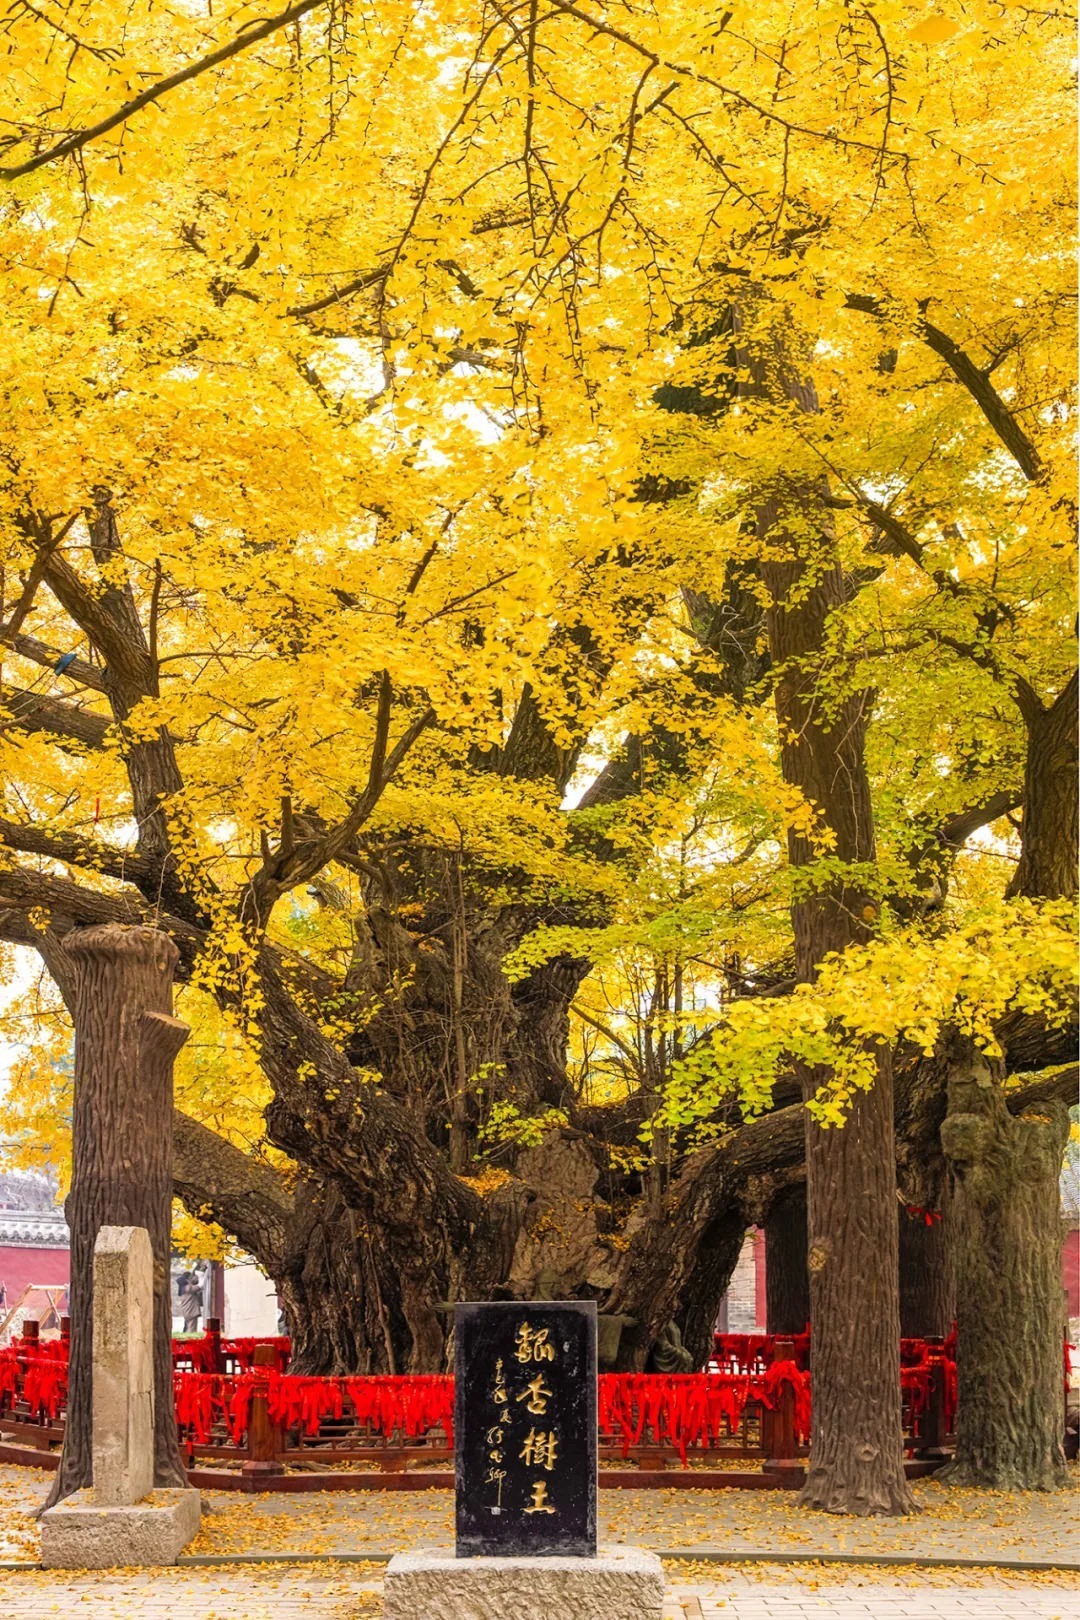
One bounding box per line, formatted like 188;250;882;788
2;1465;1077;1617
6;1465;1076;1566
0;1561;1078;1618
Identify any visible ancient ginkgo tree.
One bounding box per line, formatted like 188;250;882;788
0;0;1074;1512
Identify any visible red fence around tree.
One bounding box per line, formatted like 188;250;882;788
0;1320;957;1492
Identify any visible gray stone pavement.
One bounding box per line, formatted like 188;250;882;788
7;1466;1075;1567
0;1562;1078;1618
2;1465;1078;1617
672;1583;1080;1618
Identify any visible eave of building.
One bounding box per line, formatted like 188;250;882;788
0;1210;70;1249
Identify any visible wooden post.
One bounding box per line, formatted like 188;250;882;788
916;1337;949;1458
764;1337;802;1477
21;1319;40;1346
60;1317;71;1344
240;1342;284;1490
205;1318;223;1374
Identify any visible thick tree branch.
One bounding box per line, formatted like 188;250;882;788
0;819;152;885
42;551;155;691
937;790;1024;850
2;632;106;691
173;1110;295;1266
0;0;330;181
0;686;109;748
930;631;1044;726
1;514;79;640
1005;1066;1078;1116
0;865;204;971
41;509;187;882
919;319;1043;484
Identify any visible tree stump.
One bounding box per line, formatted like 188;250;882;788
44;924;189;1509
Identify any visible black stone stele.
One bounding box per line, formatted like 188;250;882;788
454;1300;598;1558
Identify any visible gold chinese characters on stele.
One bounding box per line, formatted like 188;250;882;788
454;1299;597;1558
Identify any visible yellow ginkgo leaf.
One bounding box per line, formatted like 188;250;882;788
908;14;961;41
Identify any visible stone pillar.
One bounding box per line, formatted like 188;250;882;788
40;1224;200;1569
92;1227;154;1508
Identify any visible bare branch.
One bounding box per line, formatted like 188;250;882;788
286;268;387;318
845;295;1043;482
281;702;434;890
0;0;331;181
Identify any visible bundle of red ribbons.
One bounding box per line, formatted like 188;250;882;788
171;1335;292;1373
173;1370;456;1449
712;1332;812;1372
170;1366;811;1458
3;1330;967;1455
0;1344;68;1419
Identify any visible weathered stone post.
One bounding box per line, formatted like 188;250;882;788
92;1227;154;1508
41;1226;200;1567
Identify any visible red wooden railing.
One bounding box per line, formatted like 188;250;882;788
0;1323;956;1492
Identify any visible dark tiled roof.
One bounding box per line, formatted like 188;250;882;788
0;1209;69;1248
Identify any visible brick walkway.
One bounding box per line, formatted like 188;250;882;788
1;1564;1079;1618
670;1585;1080;1619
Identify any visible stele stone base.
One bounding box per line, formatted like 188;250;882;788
41;1486;201;1569
382;1545;665;1620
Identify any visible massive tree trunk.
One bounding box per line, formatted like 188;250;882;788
898;1171;954;1340
766;1183;810;1335
278;1188;412;1375
44;925;189;1510
760;487;915;1514
1009;670;1077;903
940;1043;1069;1489
604;1101;807;1368
172;1110;413;1374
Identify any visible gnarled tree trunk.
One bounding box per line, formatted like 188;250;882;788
766;1183;810;1336
1008;670;1077;904
44;925;189;1510
941;1043;1069;1489
761;487;915;1514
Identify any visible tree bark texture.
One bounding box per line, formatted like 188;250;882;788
940;1044;1069;1489
761;498;915;1515
174;1107;423;1374
44;924;189;1509
800;1060;914;1513
766;1182;811;1335
604;1102;808;1368
1009;670;1078;902
898;1197;954;1340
